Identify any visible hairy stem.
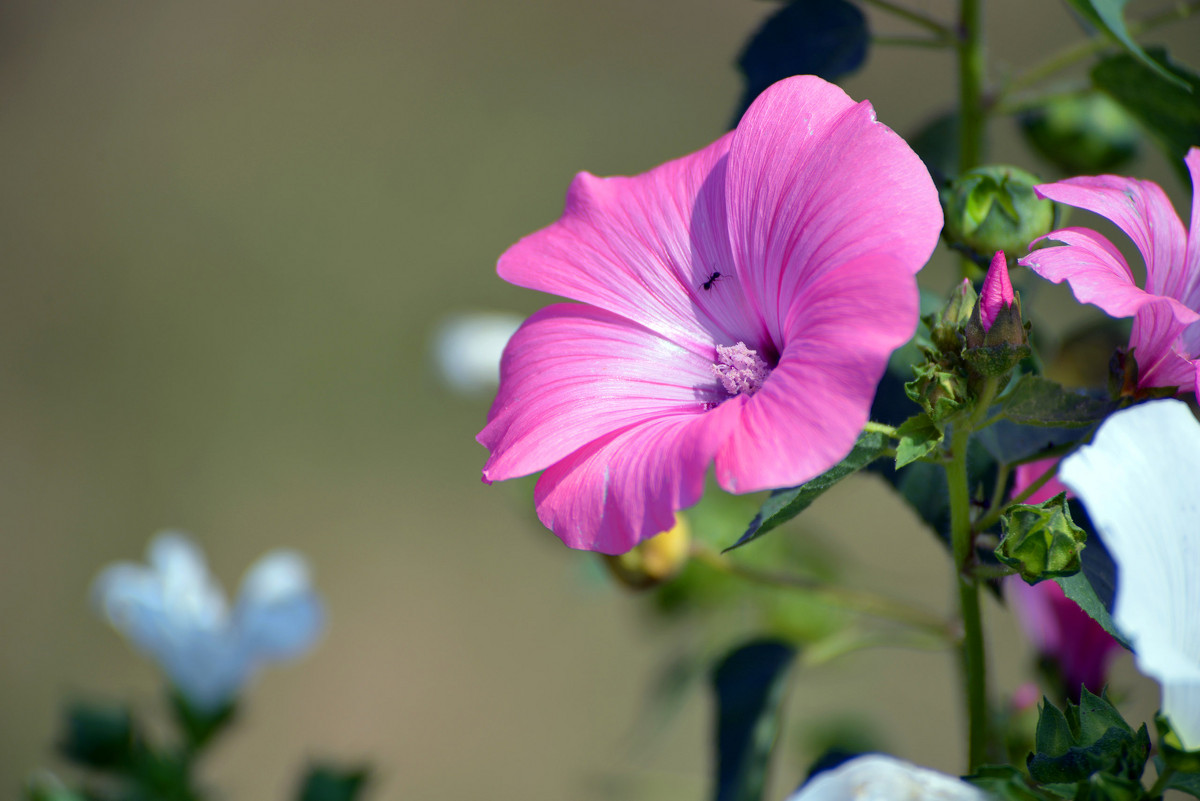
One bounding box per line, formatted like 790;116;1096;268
948;423;989;771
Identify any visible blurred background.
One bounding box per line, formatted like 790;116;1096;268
0;1;1196;799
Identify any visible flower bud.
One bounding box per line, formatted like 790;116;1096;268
904;361;969;422
995;493;1086;584
602;515;691;589
1020;93;1139;175
964;251;1030;377
942;165;1057;260
927;278;977;354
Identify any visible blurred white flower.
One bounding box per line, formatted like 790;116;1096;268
1059;398;1200;749
431;312;523;395
92;532;325;711
785;755;985;800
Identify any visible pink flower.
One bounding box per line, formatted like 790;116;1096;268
980;251;1015;332
1013;457;1069;505
477;76;942;553
1018;148;1200;396
1006;576;1122;700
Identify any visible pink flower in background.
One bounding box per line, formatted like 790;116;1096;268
1013;457;1069;505
1019;148;1200;396
478;76;942;553
1006;577;1121;700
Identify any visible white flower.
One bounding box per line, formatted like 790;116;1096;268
1059;399;1200;749
92;532;326;711
785;755;985;800
431;312;522;395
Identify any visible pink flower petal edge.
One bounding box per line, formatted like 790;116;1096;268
1018;147;1200;395
479;76;942;552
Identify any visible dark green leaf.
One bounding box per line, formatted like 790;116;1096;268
965;765;1049;801
59;701;137;772
1054;570;1130;650
734;0;868;121
1028;690;1149;784
908;111;959;183
169;691;236;755
1000;375;1115;428
975;418;1087;465
296;765;371;801
1167;769;1200;799
1063;0;1187;89
711;640;797;801
730;432;887;551
1093;50;1200;188
895;414;942;468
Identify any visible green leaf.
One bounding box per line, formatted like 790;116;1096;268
895;414;942;468
1054;570;1131;649
59;701;138;772
1167;769;1200;799
711;640;797;801
169;691;236;755
1093;50;1200;188
734;0;868;121
965;765;1050;801
1063;0;1188;89
296;765;371;801
1028;689;1150;784
730;432;888;551
1000;375;1115;428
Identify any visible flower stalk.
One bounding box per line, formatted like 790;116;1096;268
947;423;990;772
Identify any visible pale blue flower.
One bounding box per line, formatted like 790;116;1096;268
432;312;523;395
785;755;985;800
1059;399;1200;749
92;532;325;711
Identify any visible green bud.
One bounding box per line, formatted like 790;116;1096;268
996;493;1086;583
942;165;1057;259
928;279;977;354
1020;93;1139;175
602;516;691;589
904;362;968;423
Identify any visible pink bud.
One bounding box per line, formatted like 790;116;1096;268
980;251;1015;331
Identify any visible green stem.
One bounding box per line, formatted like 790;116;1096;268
863;420;900;439
859;0;956;39
998;0;1200;102
957;0;986;176
1148;763;1177;798
948;423;989;771
691;545;952;639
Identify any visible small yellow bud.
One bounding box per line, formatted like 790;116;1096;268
602;516;691;589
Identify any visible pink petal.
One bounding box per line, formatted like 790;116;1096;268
495;134;767;356
1183;148;1200;311
980;250;1014;331
1033;174;1189;301
1130;301;1198;392
724;76;941;346
1013;458;1068;505
533;404;741;554
479;304;722;482
1021;227;1197;325
713;254;918;492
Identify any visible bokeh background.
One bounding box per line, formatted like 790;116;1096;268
1;1;1196;799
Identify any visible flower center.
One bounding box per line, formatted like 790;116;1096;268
712;342;770;397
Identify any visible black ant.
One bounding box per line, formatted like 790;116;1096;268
700;271;723;291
